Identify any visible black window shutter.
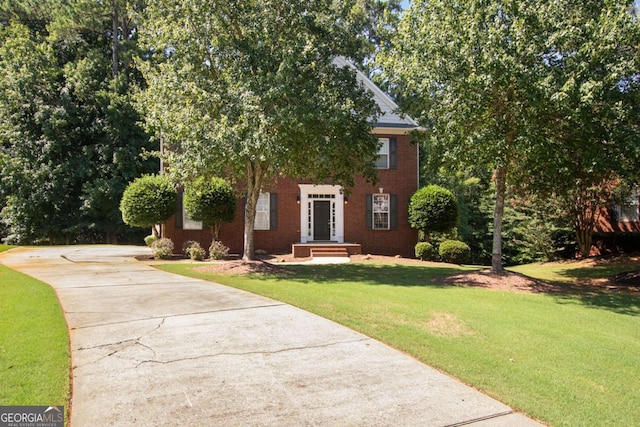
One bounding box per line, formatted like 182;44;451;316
366;194;372;229
175;192;183;229
269;193;278;230
389;138;398;169
390;194;398;229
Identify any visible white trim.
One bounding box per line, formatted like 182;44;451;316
298;184;344;243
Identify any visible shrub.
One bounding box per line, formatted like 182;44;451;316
120;175;177;236
183;240;205;261
144;234;157;247
184;177;236;240
209;240;229;260
408;185;459;240
151;238;174;260
188;246;206;261
438;240;471;264
415;242;437;261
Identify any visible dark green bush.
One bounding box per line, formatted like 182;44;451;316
408;185;459;239
184;177;236;239
120;175;177;233
438;240;471;264
415;242;437;261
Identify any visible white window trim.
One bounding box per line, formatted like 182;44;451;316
372;193;390;230
254;193;270;230
376;138;390;169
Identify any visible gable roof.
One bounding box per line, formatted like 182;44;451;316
332;57;421;134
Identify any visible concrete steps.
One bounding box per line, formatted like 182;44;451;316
310;247;350;258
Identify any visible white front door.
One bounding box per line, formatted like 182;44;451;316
298;184;344;243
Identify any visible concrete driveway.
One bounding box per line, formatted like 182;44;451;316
0;246;543;426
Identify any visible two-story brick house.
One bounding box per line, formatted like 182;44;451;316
163;60;421;258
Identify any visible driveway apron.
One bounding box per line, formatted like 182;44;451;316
0;246;543;426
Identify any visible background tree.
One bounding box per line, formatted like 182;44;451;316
408;185;459;242
514;1;640;258
378;0;548;272
0;1;156;244
184;177;236;241
120;175;177;237
138;0;381;260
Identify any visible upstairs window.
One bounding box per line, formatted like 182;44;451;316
375;137;397;169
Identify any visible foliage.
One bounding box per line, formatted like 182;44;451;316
408;185;458;240
438;240;471;265
0;264;70;408
150;237;173;260
414;242;436;261
183;241;205;261
380;0;640;267
138;0;382;260
0;2;156;244
120;175;177;236
183;177;236;240
208;240;229;261
158;260;640;427
144;234;157;247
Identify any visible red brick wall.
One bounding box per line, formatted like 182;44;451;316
164;133;419;257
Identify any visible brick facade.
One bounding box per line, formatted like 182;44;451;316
163;133;419;257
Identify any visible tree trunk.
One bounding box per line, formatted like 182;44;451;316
243;161;263;261
111;1;119;78
492;167;507;273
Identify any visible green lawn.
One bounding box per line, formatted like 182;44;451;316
0;244;14;253
158;261;640;427
0;263;70;411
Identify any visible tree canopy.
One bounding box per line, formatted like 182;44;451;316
138;0;382;259
379;0;640;268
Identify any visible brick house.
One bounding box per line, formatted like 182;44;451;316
163;60;421;258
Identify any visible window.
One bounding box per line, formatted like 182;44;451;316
175;192;203;230
372;194;390;229
616;189;639;222
375;138;389;169
366;193;398;230
254;193;270;230
250;192;277;230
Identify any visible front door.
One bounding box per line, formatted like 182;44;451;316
313;201;331;241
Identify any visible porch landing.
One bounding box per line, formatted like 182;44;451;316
292;243;362;258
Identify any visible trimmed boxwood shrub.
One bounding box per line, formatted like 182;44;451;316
120;175;177;236
415;242;437;261
408;185;459;240
439;240;471;264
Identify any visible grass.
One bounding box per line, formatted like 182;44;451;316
0;263;70;411
157;261;640;427
0;244;14;253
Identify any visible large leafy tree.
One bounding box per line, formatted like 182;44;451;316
516;1;640;258
379;0;547;271
379;0;640;269
139;0;381;260
0;2;156;244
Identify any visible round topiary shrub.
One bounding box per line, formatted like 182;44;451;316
438;240;471;264
151;238;174;260
120;175;177;236
184;177;236;240
408;185;458;240
415;242;437;261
